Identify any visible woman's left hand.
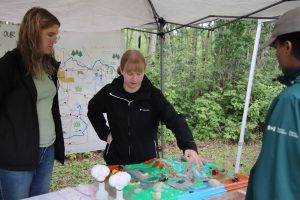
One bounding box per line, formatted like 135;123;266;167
184;149;205;171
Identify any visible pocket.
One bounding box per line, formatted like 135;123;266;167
133;139;156;163
103;141;116;165
153;140;158;158
105;140;113;155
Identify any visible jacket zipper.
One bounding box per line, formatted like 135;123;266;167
154;140;158;158
109;93;133;159
106;142;111;155
109;93;133;106
128;103;131;159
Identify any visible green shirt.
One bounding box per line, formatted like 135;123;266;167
33;71;56;147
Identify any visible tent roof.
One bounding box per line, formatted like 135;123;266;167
0;0;299;32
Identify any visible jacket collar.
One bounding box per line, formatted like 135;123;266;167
275;66;300;86
110;75;152;100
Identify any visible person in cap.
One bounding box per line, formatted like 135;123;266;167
246;7;300;200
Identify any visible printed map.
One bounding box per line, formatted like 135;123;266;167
54;31;122;153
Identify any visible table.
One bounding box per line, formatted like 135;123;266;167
23;159;248;199
23;183;246;200
22;184;97;200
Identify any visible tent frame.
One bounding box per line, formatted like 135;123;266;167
126;0;291;172
234;19;265;173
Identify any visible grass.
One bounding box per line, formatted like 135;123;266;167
50;140;261;191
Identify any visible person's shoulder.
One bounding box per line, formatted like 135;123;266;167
0;48;19;63
149;85;167;106
279;83;300;100
0;48;21;74
147;83;162;98
145;79;162;96
89;82;112;103
142;76;159;93
100;82;112;93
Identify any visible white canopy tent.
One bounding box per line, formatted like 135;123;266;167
1;0;300;173
0;0;299;32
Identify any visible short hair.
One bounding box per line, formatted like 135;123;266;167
275;31;300;60
17;7;60;78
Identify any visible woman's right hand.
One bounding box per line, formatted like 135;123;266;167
107;133;113;144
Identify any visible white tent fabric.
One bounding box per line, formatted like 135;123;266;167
0;0;299;32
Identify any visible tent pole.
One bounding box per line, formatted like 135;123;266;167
159;33;165;158
158;18;166;158
146;0;166;158
234;19;263;173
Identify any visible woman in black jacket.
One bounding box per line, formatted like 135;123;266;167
88;49;202;169
0;7;65;200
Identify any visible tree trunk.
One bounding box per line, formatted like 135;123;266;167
126;30;134;49
193;29;198;64
147;33;157;53
136;31;141;49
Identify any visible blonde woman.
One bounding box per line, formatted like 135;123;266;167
88;50;203;169
0;7;64;200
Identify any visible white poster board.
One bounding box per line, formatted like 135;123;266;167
0;23;122;154
0;23;18;57
55;31;122;154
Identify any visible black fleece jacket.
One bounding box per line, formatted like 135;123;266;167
87;75;197;165
0;48;65;170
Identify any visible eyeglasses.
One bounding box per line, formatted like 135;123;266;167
45;32;60;43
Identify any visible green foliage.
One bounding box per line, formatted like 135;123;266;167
126;19;283;142
65;153;77;160
65;152;93;160
213;21;257;87
51;152;105;191
191;92;225;140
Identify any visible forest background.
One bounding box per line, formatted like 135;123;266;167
127;19;281;142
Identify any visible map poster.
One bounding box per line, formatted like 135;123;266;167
55;30;122;154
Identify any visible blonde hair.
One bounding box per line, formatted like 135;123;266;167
17;7;60;78
117;50;146;75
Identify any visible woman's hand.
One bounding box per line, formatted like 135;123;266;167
107;133;113;144
184;149;205;171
